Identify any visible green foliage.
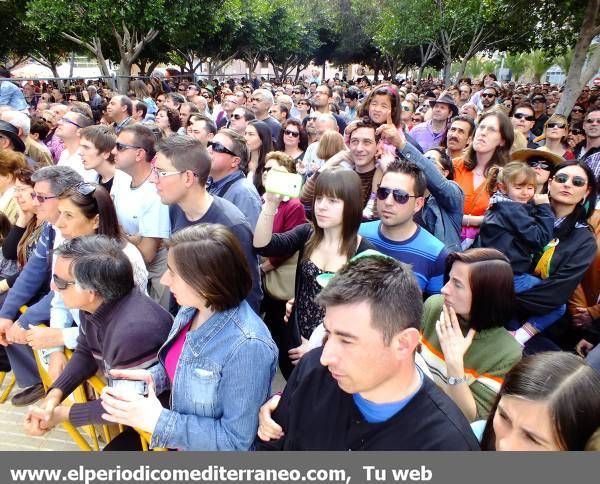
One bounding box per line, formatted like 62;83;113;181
504;52;528;81
525;49;555;82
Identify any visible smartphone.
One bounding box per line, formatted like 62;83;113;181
264;170;303;198
109;378;148;396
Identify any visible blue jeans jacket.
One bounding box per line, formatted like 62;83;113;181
149;301;277;450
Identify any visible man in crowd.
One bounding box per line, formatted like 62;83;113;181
0;166;83;406
359;160;448;296
111;125;171;307
302;114;338;174
410;93;457;152
229;106;255;135
479;83;500;114
444;115;475;160
344;89;360;122
511;102;539;149
150;135;262;313
165;92;185;114
576;107;600;182
250;88;281;142
106;95;134;134
55;110;96;181
0;66;27;111
23;236;172;436
311;84;347;133
256;255;479;450
530;94;549;137
206;128;261;229
187;114;217;146
216;94;240;129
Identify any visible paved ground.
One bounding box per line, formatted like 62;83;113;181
0;370;286;451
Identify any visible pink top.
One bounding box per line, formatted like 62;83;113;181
164;322;191;383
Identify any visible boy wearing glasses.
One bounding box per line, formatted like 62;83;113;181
358;160;448;297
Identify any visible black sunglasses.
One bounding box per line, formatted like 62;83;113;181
570;128;584;135
572;107;585;113
527;159;551;171
283;129;300;138
53;273;75;291
231;113;243;120
513;112;535;121
553;173;587;187
376;186;417;204
481;93;496;98
207;141;238;157
115;142;142;151
546;122;566;129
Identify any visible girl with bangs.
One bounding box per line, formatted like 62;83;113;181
254;168;374;378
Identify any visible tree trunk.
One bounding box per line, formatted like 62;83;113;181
117;59;132;94
555;0;600;116
443;61;452;85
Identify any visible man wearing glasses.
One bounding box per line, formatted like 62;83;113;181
0;166;83;406
185;83;199;101
150;136;262;313
55;111;96;181
111;125;171;308
577;108;600;182
511;102;539;149
206;129;261;229
229;107;255;135
530;94;549;137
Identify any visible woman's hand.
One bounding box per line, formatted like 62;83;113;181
257;394;283;441
26;326;64;350
108;368;155;387
436;304;475;377
101;381;162;434
288;337;309;366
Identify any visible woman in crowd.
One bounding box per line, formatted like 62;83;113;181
480;352;600;451
278;119;308;164
0;151;28;228
130;80;158;122
101;224;277;450
537;114;575;160
0;168;43;304
254;168;373;378
566;123;586;150
453;111;514;248
155;107;181;138
259;152;306;377
513;160;598;353
420;248;523;421
297;98;312;120
245;119;273;195
23;183;148;381
568;104;586;125
316;131;345;162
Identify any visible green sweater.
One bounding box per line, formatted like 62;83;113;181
419;294;522;419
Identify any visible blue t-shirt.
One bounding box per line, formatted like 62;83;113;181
359;221;448;295
352;369;423;423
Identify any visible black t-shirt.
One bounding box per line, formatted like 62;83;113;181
97;175;114;193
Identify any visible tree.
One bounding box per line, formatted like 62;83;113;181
554;47;574;77
525;49;554;82
505;52;528;82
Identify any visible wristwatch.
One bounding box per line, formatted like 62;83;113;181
447;375;467;385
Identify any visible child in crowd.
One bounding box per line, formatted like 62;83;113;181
476;161;563;345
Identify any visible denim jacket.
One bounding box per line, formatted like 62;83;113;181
149;301;277;450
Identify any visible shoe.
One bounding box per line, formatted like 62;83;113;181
11;383;45;407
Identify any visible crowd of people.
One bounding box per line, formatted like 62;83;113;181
0;64;599;451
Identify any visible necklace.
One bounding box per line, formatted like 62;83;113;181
131;171;151;189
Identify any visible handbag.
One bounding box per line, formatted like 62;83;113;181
263;252;299;301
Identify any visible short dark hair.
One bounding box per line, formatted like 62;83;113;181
165;224;251;312
157;135;211;185
349;116;381;143
30;119;50;141
237;107;256;122
121;124;156;162
482;352;600;451
158;106;182;132
118;96;134;116
166;92;185;107
345;89;360;101
79;124;116;155
450;114;476;137
445;248;515;331
134;100;148;118
55;235;134;302
189;113;217;135
384;159;427;197
278;118;308;151
317;255;423;344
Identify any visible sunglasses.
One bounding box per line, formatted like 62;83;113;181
376;186;417;204
207;141;238;157
293;90;301;94
481;93;496;98
283;129;300;138
546;122;566;129
572;107;585;113
527;159;551;170
569;129;584;135
513;112;535;121
31;191;58;203
115;142;142;151
59;117;82;129
53;273;75;291
553;173;587;187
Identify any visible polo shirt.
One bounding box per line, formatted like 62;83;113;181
409;120;445;152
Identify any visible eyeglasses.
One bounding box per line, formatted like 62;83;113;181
527;159;551;170
187;86;198;91
572;107;585;113
481;93;496;98
115;142;142;151
151;165;184;178
283;129;299;138
75;183;96;196
31;191;58;203
207;141;238;157
178;88;186;93
546;122;566;129
59;117;82;129
513;112;535;121
585;118;600;125
553;173;587;187
376;186;417;204
52;273;75;291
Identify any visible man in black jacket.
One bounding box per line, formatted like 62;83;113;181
256;255;479;451
23;236;172;435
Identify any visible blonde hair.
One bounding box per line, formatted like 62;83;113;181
265;151;296;173
486;161;537;195
317;130;345;161
584;427;600;451
544;114;569;144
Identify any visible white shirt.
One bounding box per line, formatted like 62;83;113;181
57;148;97;182
111;176;170;239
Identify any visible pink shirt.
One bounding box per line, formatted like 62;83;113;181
164;322;191;383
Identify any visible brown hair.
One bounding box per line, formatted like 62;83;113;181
316;130;345;160
0;150;27;177
486;161;537;195
445;248;515;331
304;168;363;261
79;124;117;161
463;111;514;175
265;151;296;173
166;223;252;311
12;167;39;265
357;84;402;127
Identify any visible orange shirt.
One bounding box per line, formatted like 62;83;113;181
453;158;490;217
